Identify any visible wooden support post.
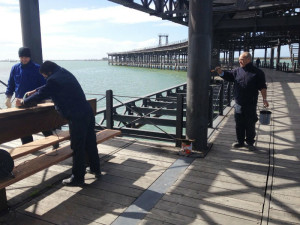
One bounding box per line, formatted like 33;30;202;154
106;90;113;129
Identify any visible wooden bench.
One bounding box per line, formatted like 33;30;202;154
0;99;121;211
8;130;70;160
0;129;121;190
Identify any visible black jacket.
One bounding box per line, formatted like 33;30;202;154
221;62;267;106
24;66;91;119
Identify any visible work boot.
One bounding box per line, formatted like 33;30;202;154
86;168;101;179
232;142;245;148
247;145;257;151
62;175;85;187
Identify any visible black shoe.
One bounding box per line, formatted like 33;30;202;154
86;168;101;178
52;143;59;150
62;175;85;186
232;142;245;148
247;145;256;151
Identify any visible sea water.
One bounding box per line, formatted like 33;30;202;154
0;60;187;111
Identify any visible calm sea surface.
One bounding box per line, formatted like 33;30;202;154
0;60;187;111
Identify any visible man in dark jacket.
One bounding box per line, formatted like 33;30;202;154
256;58;261;68
215;52;269;151
18;61;100;186
5;47;55;145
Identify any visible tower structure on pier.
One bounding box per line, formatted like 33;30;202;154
158;34;168;46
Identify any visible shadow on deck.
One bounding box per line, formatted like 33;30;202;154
0;69;300;225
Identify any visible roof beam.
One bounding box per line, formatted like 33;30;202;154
215;15;300;32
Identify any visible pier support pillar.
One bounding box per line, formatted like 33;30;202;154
298;41;300;67
19;0;43;65
276;43;281;70
252;49;255;60
264;47;267;66
211;37;220;68
229;50;234;69
270;47;275;69
186;0;212;154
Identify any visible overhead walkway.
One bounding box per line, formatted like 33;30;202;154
0;69;299;224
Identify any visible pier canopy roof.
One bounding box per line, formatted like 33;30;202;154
108;0;300;50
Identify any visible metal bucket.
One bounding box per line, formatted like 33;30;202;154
259;110;272;125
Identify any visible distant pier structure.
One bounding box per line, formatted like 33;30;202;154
108;32;300;72
108;39;188;71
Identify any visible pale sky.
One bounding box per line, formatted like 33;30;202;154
0;0;188;60
0;0;289;60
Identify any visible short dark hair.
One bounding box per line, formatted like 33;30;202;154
18;47;31;57
40;61;59;75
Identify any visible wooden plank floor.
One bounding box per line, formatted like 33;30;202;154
0;69;300;225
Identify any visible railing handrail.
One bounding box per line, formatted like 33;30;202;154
96;82;187;115
97;80;234;145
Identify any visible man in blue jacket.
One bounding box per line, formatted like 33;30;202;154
18;61;101;186
215;52;269;151
5;47;55;145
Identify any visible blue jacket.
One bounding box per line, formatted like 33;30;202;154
24;66;91;120
5;61;46;98
220;63;267;106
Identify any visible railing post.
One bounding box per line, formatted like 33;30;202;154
176;94;184;147
227;82;232;106
208;86;214;128
106;90;113;129
167;90;172;97
219;81;224;116
143;98;148;107
127;102;134;115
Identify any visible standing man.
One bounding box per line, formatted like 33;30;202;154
215;52;269;150
256;58;261;68
5;47;55;145
18;61;101;186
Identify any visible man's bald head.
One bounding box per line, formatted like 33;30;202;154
239;52;252;67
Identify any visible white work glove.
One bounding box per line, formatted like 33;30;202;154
5;97;12;108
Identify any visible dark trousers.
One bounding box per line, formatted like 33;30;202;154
69;110;100;182
21;130;54;145
234;104;258;145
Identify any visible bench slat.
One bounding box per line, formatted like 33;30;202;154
0;129;121;190
9;131;70;159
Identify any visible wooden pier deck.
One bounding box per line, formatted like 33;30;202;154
0;69;300;225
